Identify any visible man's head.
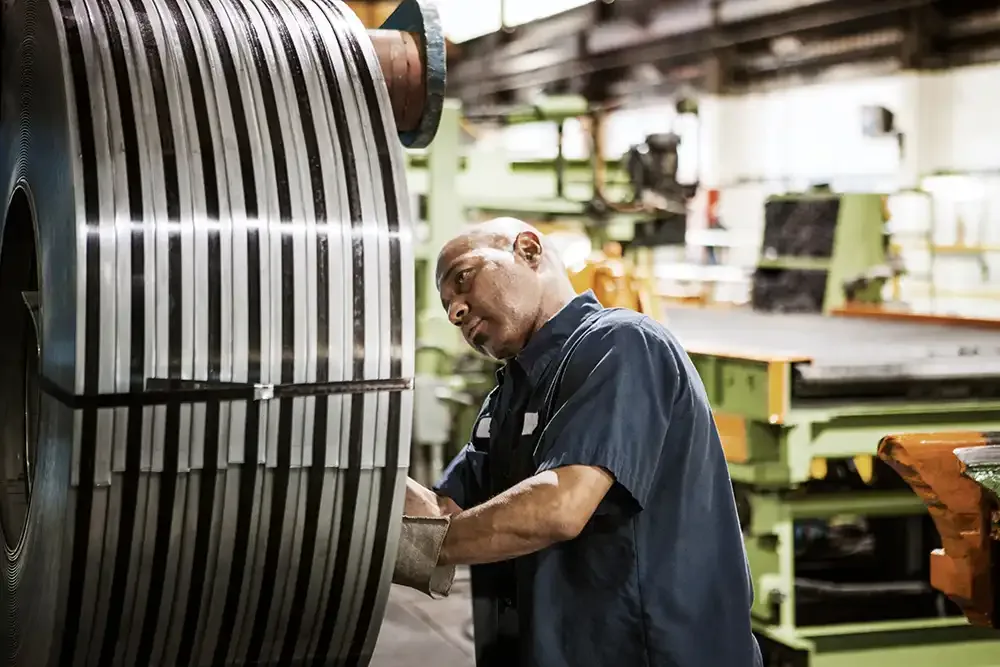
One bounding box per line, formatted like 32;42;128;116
435;218;577;360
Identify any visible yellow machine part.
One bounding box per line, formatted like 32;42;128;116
567;242;648;312
528;222;650;314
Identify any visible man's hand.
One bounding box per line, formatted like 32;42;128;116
405;478;442;516
405;478;463;517
393;478;460;599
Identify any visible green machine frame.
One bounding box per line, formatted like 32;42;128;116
754;192;892;314
406;99;500;484
692;350;1000;666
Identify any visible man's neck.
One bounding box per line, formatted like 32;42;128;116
530;285;577;338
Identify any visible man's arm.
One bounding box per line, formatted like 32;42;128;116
438;465;613;566
437;318;679;567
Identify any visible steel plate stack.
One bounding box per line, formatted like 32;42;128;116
0;0;421;663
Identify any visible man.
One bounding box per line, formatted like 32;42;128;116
395;218;762;667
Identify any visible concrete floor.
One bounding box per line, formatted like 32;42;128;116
371;568;475;667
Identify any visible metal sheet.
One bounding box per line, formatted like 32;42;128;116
957;442;1000;498
663;306;1000;376
0;0;414;665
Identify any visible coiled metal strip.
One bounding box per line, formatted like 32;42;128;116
0;0;414;664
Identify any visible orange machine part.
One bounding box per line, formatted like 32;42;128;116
568;242;646;313
367;29;426;133
877;432;998;627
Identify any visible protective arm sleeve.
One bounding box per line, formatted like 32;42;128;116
392;516;456;598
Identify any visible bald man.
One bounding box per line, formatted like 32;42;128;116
396;219;761;667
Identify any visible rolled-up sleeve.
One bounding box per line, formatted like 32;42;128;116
535;319;678;509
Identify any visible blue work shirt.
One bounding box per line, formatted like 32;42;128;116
434;291;762;667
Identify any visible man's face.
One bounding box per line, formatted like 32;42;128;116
436;234;543;360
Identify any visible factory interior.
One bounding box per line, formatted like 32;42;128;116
1;0;1000;665
371;0;1000;664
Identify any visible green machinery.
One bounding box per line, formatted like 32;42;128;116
436;94;692;247
663;192;1000;665
681;321;1000;666
405;100;499;486
753;192;896;314
664;246;1000;667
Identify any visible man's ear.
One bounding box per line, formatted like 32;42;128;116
513;231;542;268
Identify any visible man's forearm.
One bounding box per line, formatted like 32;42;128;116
438;470;576;566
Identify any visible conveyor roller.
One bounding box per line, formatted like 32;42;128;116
0;0;441;664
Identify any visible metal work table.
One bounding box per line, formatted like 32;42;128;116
663;307;1000;392
654;307;1000;488
656;305;1000;667
664;307;1000;361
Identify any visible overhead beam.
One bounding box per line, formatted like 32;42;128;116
447;0;1000;108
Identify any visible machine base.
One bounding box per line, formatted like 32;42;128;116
754;619;1000;667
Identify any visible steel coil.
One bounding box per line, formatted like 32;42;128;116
0;0;421;664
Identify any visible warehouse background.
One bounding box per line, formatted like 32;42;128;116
419;0;1000;317
357;1;1000;664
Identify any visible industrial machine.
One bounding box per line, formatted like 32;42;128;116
694;192;1000;667
661;305;1000;666
453;96;699;251
877;433;1000;630
753;191;898;314
620;130;694;247
1;0;445;664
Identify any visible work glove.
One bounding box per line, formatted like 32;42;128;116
392;515;456;598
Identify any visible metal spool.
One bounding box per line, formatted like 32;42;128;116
0;0;442;663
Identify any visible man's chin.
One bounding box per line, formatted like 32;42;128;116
484;344;517;362
470;334;515;361
471;333;493;356
475;341;505;361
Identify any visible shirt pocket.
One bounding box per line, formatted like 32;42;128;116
467;414;492;490
519;409;544;449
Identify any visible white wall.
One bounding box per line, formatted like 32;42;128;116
704;75;905;188
927;65;1000;173
695;63;999;184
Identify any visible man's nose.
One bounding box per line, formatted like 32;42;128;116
448;301;468;326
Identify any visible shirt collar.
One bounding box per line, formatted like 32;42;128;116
506;290;603;386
